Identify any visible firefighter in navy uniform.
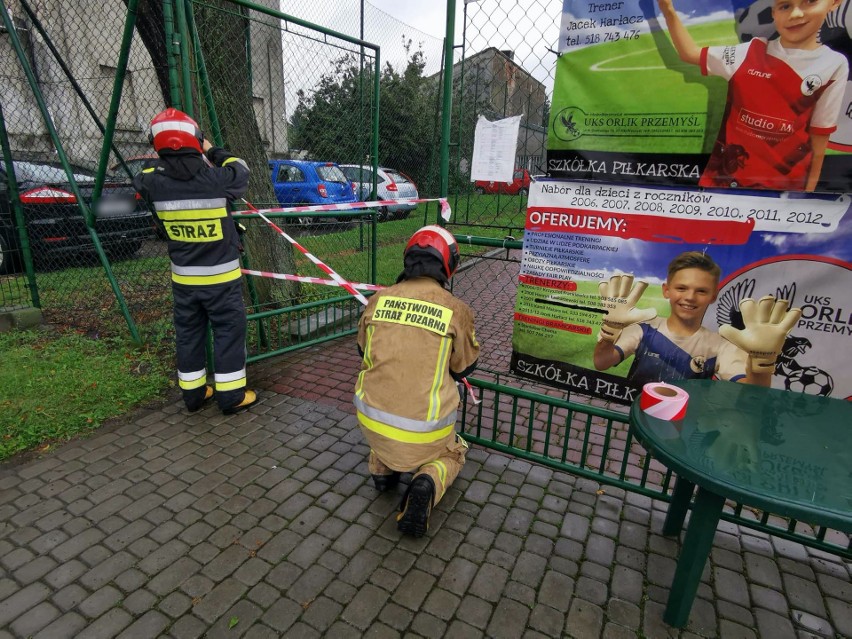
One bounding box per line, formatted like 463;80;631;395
354;226;480;537
134;108;257;415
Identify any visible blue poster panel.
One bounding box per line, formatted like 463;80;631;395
549;0;852;193
510;179;852;403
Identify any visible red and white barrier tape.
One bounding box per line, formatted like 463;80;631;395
238;196;478;404
241;269;384;291
461;377;481;406
237;197;452;221
240;199;370;305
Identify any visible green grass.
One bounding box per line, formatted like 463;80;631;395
0;329;172;461
0;253;174;341
0;199;529;460
288;200;529;302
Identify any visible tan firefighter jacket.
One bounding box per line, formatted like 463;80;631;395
354;277;479;467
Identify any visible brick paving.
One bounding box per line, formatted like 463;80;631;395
1;337;850;639
1;249;849;639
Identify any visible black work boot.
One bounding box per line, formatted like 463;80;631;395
372;472;400;492
396;474;435;538
186;385;214;412
223;389;258;415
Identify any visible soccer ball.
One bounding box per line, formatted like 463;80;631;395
735;0;777;43
784;367;834;397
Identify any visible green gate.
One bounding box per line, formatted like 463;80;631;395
0;0;383;355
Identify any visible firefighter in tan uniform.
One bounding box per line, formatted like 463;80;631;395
354;226;479;537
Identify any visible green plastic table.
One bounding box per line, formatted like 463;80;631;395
629;379;852;627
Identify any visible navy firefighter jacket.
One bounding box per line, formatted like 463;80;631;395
133;147;249;287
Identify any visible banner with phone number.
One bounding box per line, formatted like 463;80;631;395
509;179;852;403
548;0;852;193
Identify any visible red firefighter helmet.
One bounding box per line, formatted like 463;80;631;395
148;108;203;153
404;225;460;280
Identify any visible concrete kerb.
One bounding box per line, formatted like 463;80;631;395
0;306;43;333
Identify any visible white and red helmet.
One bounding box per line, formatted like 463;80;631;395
404;225;460;280
148;108;203;153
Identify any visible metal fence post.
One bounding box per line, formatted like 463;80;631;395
0;0;142;344
163;0;182;109
439;0;457;200
174;0;195;116
94;0;140;202
0;102;39;308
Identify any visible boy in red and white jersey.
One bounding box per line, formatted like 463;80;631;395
658;0;848;191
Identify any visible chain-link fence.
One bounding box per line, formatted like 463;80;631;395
0;0;564;375
3;0;848;562
1;0;167;343
439;0;561;384
0;0;386;353
279;0;449;196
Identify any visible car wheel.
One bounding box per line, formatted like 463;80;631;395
518;187;528;196
0;231;19;275
293;204;312;227
474;187;485;195
105;239;143;262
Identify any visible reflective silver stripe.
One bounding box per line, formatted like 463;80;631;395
170;259;241;276
178;368;206;382
154;198;227;211
353;396;457;433
427;225;456;246
214;368;247;383
151;120;199;137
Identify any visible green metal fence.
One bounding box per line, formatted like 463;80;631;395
458;375;851;559
440;0;850;559
0;0;384;353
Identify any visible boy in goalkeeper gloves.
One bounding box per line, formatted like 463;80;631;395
592;251;801;388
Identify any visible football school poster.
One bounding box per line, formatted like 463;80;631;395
509;179;852;403
549;0;852;193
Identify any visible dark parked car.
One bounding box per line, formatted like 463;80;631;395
0;159;154;274
109;154;158;179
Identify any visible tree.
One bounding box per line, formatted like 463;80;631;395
193;1;299;305
289;41;438;194
127;0;298;306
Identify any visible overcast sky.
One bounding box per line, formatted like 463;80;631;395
366;0;463;39
277;0;560;93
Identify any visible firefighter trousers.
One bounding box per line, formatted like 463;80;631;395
368;434;468;506
173;279;247;411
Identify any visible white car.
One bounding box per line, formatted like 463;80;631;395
339;165;418;220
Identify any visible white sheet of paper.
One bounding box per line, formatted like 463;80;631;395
470;114;522;183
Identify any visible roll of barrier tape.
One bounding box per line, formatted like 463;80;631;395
640;382;689;421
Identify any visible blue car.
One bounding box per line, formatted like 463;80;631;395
268;159;357;224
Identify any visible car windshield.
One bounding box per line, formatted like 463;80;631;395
341;166;366;181
316;165;347;183
3;161;97;185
